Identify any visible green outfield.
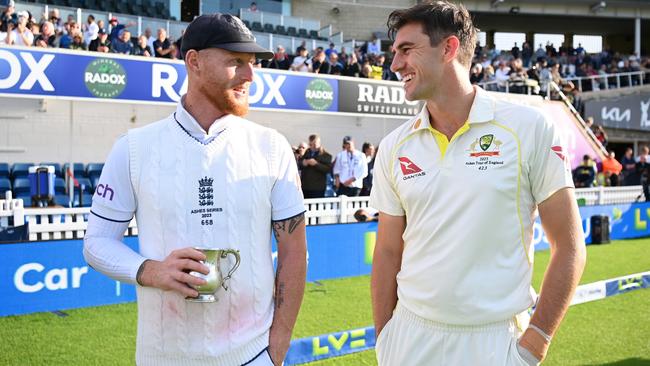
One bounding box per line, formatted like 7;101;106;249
1;239;649;365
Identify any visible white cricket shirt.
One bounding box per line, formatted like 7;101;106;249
370;87;573;325
87;101;305;365
333;149;368;189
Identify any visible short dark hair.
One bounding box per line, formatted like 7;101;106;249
308;134;319;142
387;1;478;67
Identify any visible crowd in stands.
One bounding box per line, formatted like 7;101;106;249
290;134;376;199
470;41;650;99
0;2;184;59
573;144;650;194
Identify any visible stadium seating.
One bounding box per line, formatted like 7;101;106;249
54;178;66;195
15;194;31;207
75;178;93;194
251;21;264;32
40;163;63;177
62;163;86;178
11;163;33;179
86;163;104;180
0;163;9;178
0;178;11;199
54;194;71;207
287;27;298;37
26;0;172;19
12;178;31;196
275;25;287;36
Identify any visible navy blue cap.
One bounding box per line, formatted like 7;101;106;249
181;13;273;59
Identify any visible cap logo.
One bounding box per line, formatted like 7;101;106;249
230;16;255;41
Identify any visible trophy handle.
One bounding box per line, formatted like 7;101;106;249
220;249;241;290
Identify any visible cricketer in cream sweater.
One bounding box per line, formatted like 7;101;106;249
83;14;306;366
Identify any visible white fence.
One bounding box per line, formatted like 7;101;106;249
0;186;644;241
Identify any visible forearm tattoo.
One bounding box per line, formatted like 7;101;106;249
275;264;285;309
272;213;305;242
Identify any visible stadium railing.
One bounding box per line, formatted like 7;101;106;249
0;186;644;241
16;1;188;40
565;70;648;92
478;70;649;96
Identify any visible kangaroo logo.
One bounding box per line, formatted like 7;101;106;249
641;98;650;128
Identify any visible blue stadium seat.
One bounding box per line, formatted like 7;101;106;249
13;178;31;196
54;177;66;195
0;163;9;178
91;177;100;190
77;178;93;194
40;162;63;177
86;163;104;179
73;192;93;207
11;163;34;179
0;178;11;199
62;163;86;178
15;194;31;207
55;194;71;207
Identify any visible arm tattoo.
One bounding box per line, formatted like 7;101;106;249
275;264;285;309
272;213;305;241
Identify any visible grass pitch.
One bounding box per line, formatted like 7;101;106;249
0;238;649;365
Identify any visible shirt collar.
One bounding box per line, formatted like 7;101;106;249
175;96;232;144
407;86;496;135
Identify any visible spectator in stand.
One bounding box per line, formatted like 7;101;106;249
249;1;258;11
133;35;152;57
593;125;608;148
339;46;349;64
111;29;134;54
8;11;33;47
575;63;592;92
360;59;372;78
636;145;650;163
89;28;110;52
620;147;636;185
69;32;87;50
267;45;291;70
83;14;98;46
366;35;380;55
293;142;308;172
333;136;367;197
300;134;333;199
153;28;175;58
495;61;510;91
48;8;64;35
584;116;594;130
508;58;528;93
1;1;17;28
482;64;496;90
602;150;622;186
328;52;344;75
360;142;375;196
343;52;361;77
470;63;483;84
34;21;55;48
535;43;546;60
573;155;597;188
108;17;125;43
97;19;105;33
311;49;327;74
575;43;585;56
511;42;520;59
144;27;155;51
636;155;650;200
0;18;9;45
325;42;338;58
521;41;533;67
290;46;311;72
174;29;184;59
58;21;74;48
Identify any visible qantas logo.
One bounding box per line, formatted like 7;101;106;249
398;157;426;180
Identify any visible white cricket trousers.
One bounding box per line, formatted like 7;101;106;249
376;303;536;366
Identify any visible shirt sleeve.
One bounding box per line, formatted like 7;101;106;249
369;139;405;216
90;135;137;222
271;132;305;221
332;152;342;177
529;111;575;204
355;152;368;180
